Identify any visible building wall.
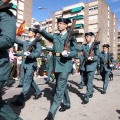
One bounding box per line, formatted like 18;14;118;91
24;0;32;28
114;15;118;59
98;0;108;48
11;0;32;29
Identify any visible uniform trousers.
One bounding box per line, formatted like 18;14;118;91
84;71;95;102
0;82;22;120
49;72;70;118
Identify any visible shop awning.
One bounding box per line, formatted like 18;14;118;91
71;6;83;13
69;15;83;20
74;24;84;28
12;4;17;10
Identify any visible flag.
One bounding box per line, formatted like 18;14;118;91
16;21;25;35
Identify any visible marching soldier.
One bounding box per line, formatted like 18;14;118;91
76;32;100;104
99;43;114;94
0;0;22;119
78;54;87;89
34;17;78;120
45;47;55;84
11;28;42;106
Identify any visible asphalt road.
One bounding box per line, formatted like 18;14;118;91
1;70;120;120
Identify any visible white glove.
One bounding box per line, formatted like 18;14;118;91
24;51;30;56
33;22;42;31
110;64;114;67
88;57;93;61
62;50;69;57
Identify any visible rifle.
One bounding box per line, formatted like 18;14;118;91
88;28;101;58
24;33;41;58
64;19;76;52
108;51;113;67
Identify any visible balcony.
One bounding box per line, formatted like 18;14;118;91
88;19;98;24
89;10;98;15
63;3;84;12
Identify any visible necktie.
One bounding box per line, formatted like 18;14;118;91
60;34;62;38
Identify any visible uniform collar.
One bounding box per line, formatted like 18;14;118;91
87;43;92;46
60;30;67;36
29;38;35;42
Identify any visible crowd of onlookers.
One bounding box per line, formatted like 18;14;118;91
9;47;22;81
9;47;47;81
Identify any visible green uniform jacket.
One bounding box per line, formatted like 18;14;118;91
40;30;78;72
0;50;10;81
99;52;114;72
76;44;100;72
0;7;16;42
15;38;41;70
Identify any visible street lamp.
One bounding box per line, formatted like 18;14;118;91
38;7;50;32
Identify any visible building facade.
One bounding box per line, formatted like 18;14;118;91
39;0;118;59
11;0;32;50
11;0;32;29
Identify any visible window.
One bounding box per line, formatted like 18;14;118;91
89;15;98;20
18;10;23;15
18;14;23;20
89;5;98;11
89;24;97;29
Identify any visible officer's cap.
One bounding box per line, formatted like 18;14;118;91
85;32;94;37
57;17;71;24
28;28;38;34
103;43;110;48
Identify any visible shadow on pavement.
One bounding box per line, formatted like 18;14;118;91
4;95;25;116
94;77;102;81
68;80;79;88
116;110;120;119
42;82;55;106
67;83;84;101
4;87;37;116
116;110;120;114
93;85;102;93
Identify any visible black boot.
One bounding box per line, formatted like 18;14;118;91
44;112;54;120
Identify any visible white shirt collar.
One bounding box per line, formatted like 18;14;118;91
60;31;67;36
87;43;92;46
29;38;35;42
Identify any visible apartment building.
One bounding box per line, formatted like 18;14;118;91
117;31;120;56
40;18;53;47
11;0;32;29
39;0;118;59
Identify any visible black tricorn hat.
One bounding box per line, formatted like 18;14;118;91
57;17;71;24
28;28;38;33
85;32;94;37
103;43;110;48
